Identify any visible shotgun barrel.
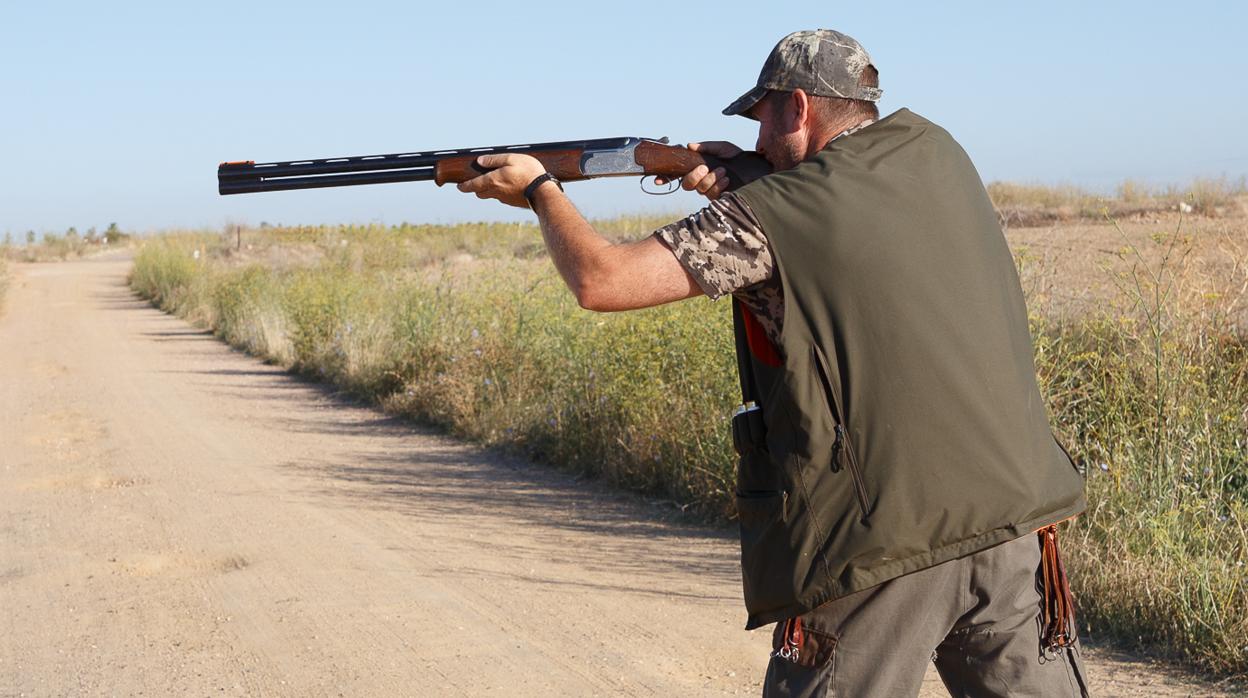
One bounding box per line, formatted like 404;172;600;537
219;137;645;195
217;136;771;196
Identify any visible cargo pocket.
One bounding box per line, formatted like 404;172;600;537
737;487;787;527
735;447;795;613
737;488;793;612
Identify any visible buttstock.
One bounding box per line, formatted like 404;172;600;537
633;141;771;191
434;149;587;186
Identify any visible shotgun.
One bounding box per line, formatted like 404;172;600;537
217;136;770;195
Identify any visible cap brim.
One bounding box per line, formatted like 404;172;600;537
722;85;769;119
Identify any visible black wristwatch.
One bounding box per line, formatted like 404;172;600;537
523;173;563;209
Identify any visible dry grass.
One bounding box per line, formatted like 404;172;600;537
1010;214;1248;327
129;191;1248;677
988;177;1248;228
1018;213;1248;674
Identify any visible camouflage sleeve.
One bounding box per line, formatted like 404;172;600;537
651;191;775;300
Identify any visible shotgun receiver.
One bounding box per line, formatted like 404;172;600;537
217;136;770;195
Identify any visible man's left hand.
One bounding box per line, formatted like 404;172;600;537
456;153;547;209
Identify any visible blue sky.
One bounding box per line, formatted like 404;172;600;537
1;1;1244;235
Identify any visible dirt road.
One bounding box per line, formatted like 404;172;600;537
0;256;1228;696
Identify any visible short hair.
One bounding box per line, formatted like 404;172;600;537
770;64;880;125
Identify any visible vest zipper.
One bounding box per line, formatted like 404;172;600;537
812;347;870;520
834;424;870;521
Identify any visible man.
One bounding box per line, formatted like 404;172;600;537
457;29;1089;697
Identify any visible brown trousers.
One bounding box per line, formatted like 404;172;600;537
762;535;1090;697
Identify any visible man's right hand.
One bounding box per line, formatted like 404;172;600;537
655;141;745;201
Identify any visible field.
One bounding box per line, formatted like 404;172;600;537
128;187;1248;677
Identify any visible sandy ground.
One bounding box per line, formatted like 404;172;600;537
0;255;1234;696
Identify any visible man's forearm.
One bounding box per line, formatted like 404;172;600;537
530;182;615;309
454;155;702;311
529;183;703;311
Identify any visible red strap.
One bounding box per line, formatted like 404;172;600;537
742;306;783;367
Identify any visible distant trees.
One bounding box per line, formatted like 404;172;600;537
104;222;128;244
6;224;129;259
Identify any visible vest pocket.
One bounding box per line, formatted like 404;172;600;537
736;487;793;610
736;488;788;526
811;345;871;521
735;446;797;611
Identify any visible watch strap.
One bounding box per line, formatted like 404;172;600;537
523;173;563;209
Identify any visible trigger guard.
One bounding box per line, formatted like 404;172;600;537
640;175;680;196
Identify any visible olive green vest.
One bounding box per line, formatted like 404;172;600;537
731;109;1085;630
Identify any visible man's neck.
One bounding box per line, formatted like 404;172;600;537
813;117;875;152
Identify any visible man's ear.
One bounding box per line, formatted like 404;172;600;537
787;89;810;132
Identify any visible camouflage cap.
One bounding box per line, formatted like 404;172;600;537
723;29;882;118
